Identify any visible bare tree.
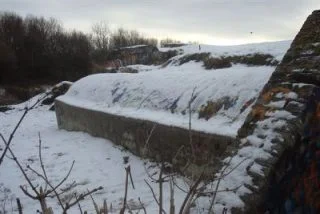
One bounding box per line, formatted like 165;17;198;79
91;21;110;50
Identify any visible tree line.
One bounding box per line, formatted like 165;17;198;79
0;12;92;85
0;12;176;86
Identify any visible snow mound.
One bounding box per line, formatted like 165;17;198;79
58;41;290;137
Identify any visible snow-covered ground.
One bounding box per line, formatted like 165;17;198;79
0;101;190;213
1;40;292;213
0;99;249;214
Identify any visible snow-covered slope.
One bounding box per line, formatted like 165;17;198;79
58;41;291;137
160;40;291;61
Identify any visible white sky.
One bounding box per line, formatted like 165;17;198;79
1;0;319;45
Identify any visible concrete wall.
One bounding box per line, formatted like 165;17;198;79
55;100;235;175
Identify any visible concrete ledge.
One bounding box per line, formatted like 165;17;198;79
55;99;236;173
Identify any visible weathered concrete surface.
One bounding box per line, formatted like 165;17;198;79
234;10;320;213
55;99;235;175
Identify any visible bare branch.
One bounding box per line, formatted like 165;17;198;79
128;166;135;189
103;199;108;214
158;163;164;214
19;186;37;200
5;144;40;196
178;172;204;214
77;196;83;214
120;166;131;214
89;191;99;214
46;160;75;195
16;198;23;214
38;132;49;191
138;197;146;214
63;186;103;213
169;176;175;214
200;184;242;197
221;157;249;178
143;163;159;182
27;164;65;209
143;124;157;153
208;156;233;213
171;177;188;194
144;179;160;208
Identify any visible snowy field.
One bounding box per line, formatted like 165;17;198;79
0;101;190;213
0;99;248;214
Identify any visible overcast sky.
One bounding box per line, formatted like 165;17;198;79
1;0;319;45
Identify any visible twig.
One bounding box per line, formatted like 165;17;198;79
144;180;160;211
128;166;135;189
208;156;233;213
143;163;159;182
171;177;188;194
120;166;131;214
46;161;75;195
178;172;204;214
19;186;37;200
4;144;40;197
143;124;157;153
38;133;49;191
145;177;167;214
89;191;99;214
63;186;103;214
16;198;23;214
200;184;242;197
27;165;65;209
103;199;108;214
159;163;164;214
169;176;175;214
138;197;146;214
221;157;249;178
76;195;83;214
